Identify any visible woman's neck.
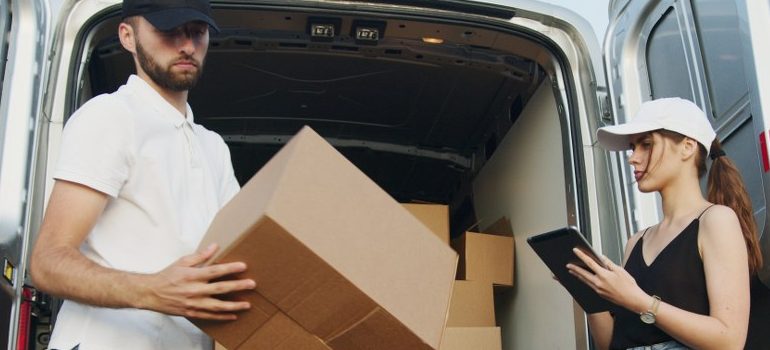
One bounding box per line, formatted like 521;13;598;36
659;174;708;222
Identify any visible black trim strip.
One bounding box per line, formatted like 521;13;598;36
361;0;516;19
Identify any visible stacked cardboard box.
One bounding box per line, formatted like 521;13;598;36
405;205;513;350
193;127;458;350
453;229;515;287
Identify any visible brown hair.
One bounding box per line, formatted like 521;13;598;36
644;130;762;275
699;139;763;275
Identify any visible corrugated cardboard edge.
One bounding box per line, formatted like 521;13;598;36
202;217;443;350
437;253;460;350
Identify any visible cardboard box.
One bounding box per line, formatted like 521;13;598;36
446;280;495;327
402;203;450;244
214;342;227;350
191;126;458;350
441;327;502;350
452;232;514;286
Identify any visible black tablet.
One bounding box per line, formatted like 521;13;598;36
526;226;613;313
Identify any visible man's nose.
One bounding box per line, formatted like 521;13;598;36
177;34;196;55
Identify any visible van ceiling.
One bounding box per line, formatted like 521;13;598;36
85;7;546;205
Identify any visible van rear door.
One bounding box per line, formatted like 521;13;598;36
44;1;618;349
0;0;50;348
604;0;770;284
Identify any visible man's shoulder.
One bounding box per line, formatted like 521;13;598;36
72;90;133;120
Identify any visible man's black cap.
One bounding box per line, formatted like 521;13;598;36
122;0;220;33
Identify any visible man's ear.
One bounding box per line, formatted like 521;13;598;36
118;21;137;54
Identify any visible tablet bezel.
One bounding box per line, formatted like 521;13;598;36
526;226;613;313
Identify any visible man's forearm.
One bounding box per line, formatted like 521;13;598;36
31;245;145;309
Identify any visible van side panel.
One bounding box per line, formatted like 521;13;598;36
0;0;49;348
472;82;578;349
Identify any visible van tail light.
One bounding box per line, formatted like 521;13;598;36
17;287;32;350
761;131;769;173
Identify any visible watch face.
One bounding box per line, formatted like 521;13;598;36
640;312;656;324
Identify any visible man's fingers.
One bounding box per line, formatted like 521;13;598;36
202;278;257;296
183;308;239;321
183;296;252;318
178;244;219;267
196;262;249;281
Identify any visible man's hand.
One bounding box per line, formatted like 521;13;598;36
136;244;256;320
31;180;257;321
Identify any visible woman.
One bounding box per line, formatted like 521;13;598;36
567;98;762;350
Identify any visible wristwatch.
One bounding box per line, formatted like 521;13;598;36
640;295;661;324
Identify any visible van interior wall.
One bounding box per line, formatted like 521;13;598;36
472;81;578;349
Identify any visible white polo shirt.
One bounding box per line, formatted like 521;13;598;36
48;75;240;350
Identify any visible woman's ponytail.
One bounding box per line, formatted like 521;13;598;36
705;139;762;275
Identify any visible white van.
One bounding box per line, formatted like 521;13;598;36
0;0;768;349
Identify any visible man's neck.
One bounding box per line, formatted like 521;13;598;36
137;72;189;117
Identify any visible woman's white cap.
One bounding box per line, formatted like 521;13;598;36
596;97;716;154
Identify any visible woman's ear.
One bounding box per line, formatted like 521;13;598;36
680;137;698;160
118;22;137;54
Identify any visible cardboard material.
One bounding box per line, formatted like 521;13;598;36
402;203;450;244
191;126;458;350
215;342;227;350
482;217;513;236
446;280;495;327
441;327;502;350
452;232;514;286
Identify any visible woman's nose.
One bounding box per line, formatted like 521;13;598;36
627;148;641;165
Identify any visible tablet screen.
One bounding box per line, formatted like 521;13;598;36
527;226;613;313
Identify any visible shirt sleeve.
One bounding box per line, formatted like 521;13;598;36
53;96;133;197
218;140;241;206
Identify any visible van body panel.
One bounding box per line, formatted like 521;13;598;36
737;0;770;285
0;0;50;348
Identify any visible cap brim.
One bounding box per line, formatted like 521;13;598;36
596;121;661;151
143;8;220;33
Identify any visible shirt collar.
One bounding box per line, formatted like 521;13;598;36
125;75;196;129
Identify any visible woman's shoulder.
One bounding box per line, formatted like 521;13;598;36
698;204;742;242
699;204;739;228
627;229;645;246
622;228;648;263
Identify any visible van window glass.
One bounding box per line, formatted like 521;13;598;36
646;8;694;101
691;0;748;120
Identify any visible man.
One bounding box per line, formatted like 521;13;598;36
29;1;255;349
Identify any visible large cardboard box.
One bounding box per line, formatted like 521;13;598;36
446;280;495;327
441;327;502;350
191;127;458;350
402;203;450;244
452;232;514;286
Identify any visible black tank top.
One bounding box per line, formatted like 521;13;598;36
610;214;710;349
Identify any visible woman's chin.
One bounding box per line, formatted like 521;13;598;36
636;181;656;193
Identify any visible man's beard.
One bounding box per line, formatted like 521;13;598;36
136;41;203;92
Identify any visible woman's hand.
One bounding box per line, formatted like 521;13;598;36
566;248;649;313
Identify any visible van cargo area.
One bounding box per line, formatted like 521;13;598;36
51;2;600;350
